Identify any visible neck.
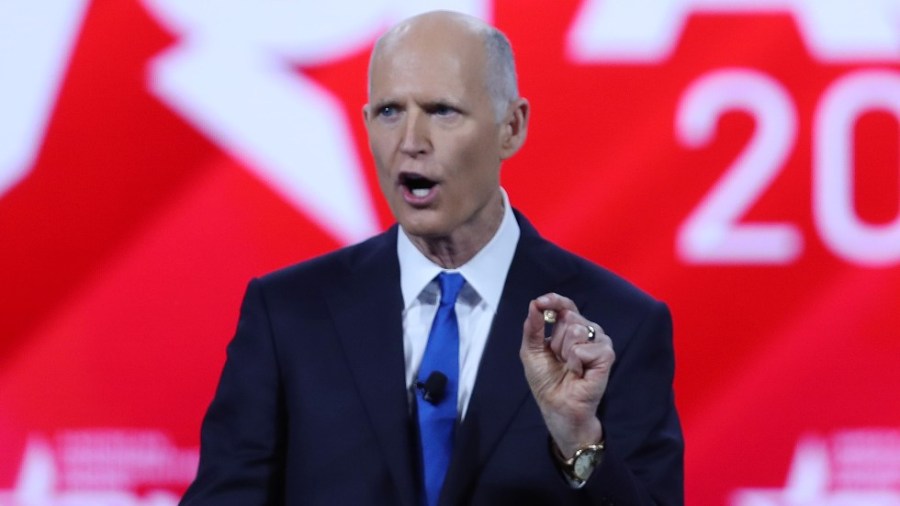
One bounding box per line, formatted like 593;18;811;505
409;192;505;269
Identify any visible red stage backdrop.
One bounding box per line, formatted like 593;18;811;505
2;1;899;504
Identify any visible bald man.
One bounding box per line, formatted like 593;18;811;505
182;11;683;506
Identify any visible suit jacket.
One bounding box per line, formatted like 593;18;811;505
181;212;683;505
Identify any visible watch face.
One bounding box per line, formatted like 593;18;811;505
573;451;596;480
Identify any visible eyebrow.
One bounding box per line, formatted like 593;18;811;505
370;99;403;111
421;99;464;111
372;95;465;108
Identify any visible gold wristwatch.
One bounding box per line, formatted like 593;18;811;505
554;439;605;484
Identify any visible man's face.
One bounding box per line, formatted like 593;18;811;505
364;26;507;247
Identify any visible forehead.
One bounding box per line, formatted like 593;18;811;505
368;23;489;100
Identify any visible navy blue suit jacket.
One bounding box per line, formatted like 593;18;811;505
182;212;683;505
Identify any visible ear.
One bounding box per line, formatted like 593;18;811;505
499;98;529;160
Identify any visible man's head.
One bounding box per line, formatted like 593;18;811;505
370;12;520;122
364;10;529;267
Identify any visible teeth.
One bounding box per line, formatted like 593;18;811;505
411;188;430;197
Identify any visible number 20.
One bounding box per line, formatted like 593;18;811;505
676;68;900;267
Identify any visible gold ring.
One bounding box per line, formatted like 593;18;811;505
586;325;596;341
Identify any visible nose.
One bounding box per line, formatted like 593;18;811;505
399;109;430;156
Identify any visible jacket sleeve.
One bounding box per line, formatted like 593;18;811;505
181;278;286;505
580;300;684;505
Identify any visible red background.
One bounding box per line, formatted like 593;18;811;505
2;1;899;503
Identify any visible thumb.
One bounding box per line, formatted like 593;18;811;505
522;300;548;352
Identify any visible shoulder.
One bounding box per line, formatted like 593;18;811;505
551;242;663;327
251;226;399;301
514;210;661;313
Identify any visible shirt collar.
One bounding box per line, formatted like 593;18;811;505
398;188;520;310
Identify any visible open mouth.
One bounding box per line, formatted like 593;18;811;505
400;172;437;198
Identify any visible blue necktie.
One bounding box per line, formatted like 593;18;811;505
417;271;465;506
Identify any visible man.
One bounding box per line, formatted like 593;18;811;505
182;10;683;506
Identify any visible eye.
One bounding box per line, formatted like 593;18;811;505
432;104;456;116
372;102;403;123
377;105;398;118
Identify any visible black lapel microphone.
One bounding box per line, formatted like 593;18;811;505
416;371;448;404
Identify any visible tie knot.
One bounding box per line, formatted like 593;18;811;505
437;272;465;306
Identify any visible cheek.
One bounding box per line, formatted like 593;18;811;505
368;141;394;181
457;136;501;182
367;146;393;191
368;126;397;157
368;137;386;164
375;165;396;202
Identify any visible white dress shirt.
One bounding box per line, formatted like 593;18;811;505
398;189;520;419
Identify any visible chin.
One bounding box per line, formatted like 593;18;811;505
400;223;445;240
398;215;449;240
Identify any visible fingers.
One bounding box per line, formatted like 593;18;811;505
523;293;569;351
539;294;593;358
536;293;579;346
558;323;595;365
535;293;579;315
523;300;550;351
524;293;611;369
570;335;615;376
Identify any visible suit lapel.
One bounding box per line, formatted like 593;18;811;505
441;214;576;505
326;227;418;506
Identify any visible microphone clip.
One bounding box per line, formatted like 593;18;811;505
416;371;448;404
